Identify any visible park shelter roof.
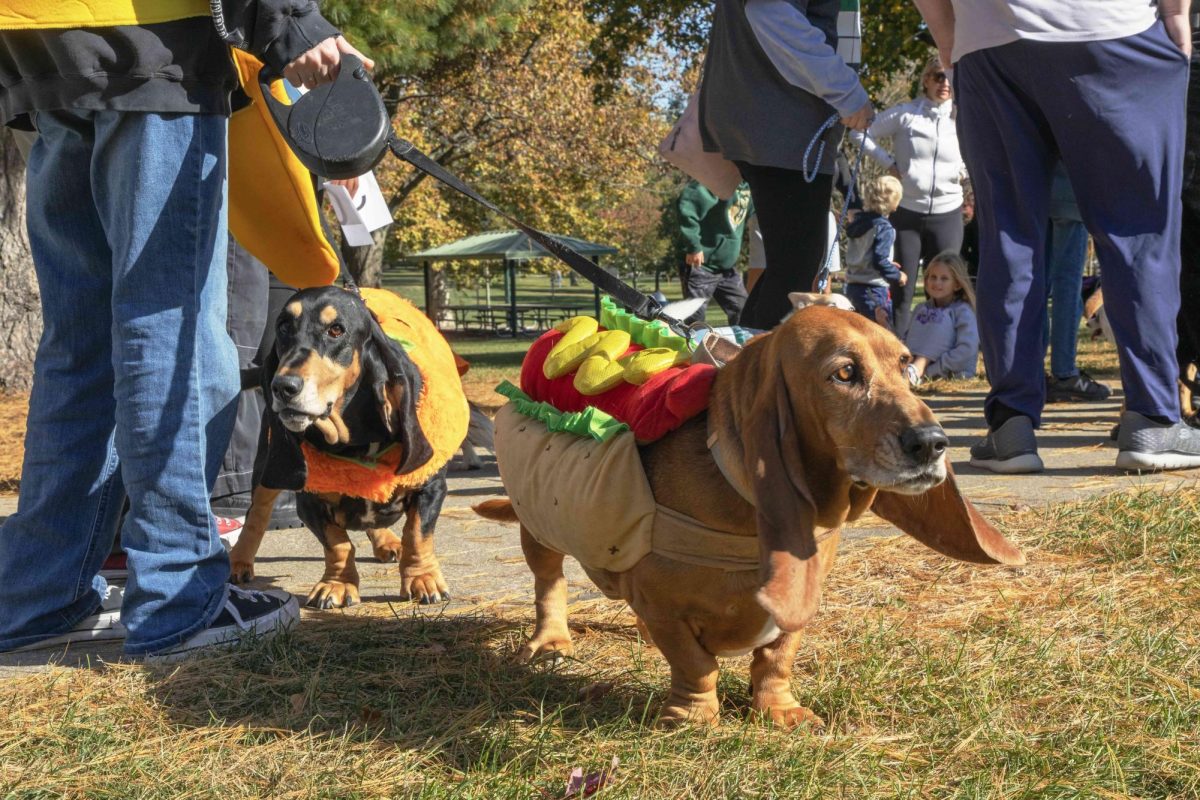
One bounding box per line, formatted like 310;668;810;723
405;230;618;262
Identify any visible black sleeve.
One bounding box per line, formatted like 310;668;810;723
218;0;340;72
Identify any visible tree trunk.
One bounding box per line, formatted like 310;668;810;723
428;267;450;328
339;225;390;288
0;128;40;392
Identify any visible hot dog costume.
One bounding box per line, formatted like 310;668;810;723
495;298;758;573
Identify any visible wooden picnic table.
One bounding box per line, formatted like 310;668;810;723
440;303;594;335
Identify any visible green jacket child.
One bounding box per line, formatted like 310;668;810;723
678;181;755;272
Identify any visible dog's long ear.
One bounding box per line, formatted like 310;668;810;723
747;376;826;632
255;347;308;490
871;464;1025;565
364;315;434;475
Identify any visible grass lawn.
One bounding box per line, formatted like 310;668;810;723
2;487;1197;798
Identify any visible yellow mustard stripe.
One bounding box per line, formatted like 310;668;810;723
0;0;209;30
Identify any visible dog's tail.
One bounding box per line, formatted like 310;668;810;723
472;498;519;523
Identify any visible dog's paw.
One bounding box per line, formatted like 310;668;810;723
400;566;449;605
306;580;361;609
229;559;256;585
752;703;825;731
371;535;403;564
515;635;575;664
657;698;721;729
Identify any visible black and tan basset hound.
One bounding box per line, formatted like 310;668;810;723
230;286;452;608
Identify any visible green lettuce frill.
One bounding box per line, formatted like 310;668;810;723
599;296;690;354
495;380;629;443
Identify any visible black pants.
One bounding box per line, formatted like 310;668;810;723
1180;52;1200;388
890;205;964;334
734;162;833;329
211;236;299;523
681;264;748;325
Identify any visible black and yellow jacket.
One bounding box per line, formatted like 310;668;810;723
0;0;343;288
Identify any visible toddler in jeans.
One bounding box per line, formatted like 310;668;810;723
843;176;905;329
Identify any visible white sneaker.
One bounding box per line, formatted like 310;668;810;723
145;584;299;664
9;582;125;652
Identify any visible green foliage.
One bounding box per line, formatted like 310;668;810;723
585;0;933;98
321;0;532;80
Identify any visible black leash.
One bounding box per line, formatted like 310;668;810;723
386;137;676;332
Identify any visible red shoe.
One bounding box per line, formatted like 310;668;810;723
216;515;245;549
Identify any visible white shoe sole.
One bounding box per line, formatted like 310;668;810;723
219;528;242;551
144;594;300;664
968;453;1044;474
1115;450;1200;471
9;611;125;652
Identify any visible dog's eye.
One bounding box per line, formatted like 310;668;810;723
327;323;345;339
832;364;857;384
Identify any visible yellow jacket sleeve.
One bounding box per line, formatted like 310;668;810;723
0;0;208;29
228;50;341;289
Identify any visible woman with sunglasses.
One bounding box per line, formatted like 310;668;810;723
854;56;965;335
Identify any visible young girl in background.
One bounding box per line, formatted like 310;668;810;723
904;251;979;385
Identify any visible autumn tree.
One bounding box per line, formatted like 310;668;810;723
0;129;38;391
360;0;676;298
584;0;931;98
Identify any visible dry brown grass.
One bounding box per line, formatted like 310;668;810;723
0;392;28;491
2;486;1197;798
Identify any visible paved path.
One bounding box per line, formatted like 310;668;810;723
3;385;1196;675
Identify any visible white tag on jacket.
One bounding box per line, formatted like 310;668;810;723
322;170;392;247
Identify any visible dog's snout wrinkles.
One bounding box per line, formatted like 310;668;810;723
272;374;304;401
899;424;948;465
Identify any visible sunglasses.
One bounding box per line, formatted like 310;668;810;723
930;71;950;83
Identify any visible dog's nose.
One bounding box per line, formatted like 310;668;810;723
899;424;949;464
272;374;304;401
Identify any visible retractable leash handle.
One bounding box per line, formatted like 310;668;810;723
257;53;390;180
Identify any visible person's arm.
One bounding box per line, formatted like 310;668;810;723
871;224;902;282
849;105;905;170
744;0;872;127
678;185;717;265
910;0;955;67
219;0;373;86
1161;0;1193;57
935;304;980;375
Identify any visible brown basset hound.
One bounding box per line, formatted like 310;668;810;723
475;305;1024;727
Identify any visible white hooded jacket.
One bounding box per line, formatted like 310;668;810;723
854;96;965;216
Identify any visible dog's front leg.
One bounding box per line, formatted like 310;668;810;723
750;631;824;730
307;522;361;609
398;476;449;604
639;616;721;727
515;525;574;662
228;486;281;584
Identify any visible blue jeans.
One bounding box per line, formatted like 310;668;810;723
1043;218;1089;379
845;283;893;327
0;110;239;655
